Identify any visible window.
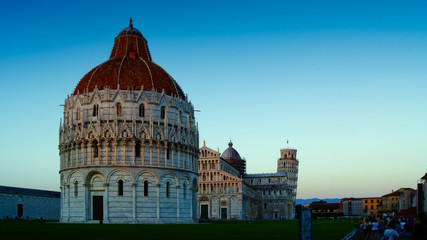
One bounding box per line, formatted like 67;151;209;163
264;203;267;209
116;103;122;116
139;104;145;117
183;183;187;199
166;148;170;160
269;179;271;183
118;180;124;196
135;141;141;158
74;181;78;197
166;182;170;197
93;141;98;157
92;104;98;116
371;200;373;203
144;180;149;196
76;108;81;120
160;106;166;119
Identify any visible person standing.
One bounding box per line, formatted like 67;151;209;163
371;218;379;240
398;224;413;240
384;221;399;240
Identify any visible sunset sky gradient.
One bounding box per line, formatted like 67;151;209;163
0;0;426;198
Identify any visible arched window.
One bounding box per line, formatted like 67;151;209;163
166;182;170;198
160;106;166;119
74;181;78;197
183;183;187;199
76;108;81;120
116;102;122;116
144;180;149;196
93;104;98;117
139;104;145;117
93;141;98;157
118;180;124;196
135;140;141;158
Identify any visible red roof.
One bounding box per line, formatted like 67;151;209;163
382;191;403;198
73;20;185;99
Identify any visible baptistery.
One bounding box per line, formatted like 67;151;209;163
59;19;199;223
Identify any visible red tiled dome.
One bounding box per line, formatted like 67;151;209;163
73;19;185;99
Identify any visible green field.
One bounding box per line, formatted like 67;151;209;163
0;219;355;240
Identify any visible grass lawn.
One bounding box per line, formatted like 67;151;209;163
0;219;355;240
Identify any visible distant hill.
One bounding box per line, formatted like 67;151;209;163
296;198;341;205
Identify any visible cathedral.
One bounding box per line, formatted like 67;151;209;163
58;19;199;223
198;141;299;220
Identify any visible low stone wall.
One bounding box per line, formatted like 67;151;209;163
341;229;357;240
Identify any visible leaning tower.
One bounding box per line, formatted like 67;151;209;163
277;148;298;218
277;149;298;188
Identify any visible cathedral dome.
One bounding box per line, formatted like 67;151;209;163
73;18;185;100
221;141;246;174
221;141;242;160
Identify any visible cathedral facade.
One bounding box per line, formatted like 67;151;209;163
198;142;298;220
59;20;199;223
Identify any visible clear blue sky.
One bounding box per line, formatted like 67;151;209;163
0;0;426;199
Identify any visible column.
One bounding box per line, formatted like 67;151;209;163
177;146;181;168
83;143;87;166
176;185;180;222
113;141;118;165
149;144;153;166
66;184;70;222
97;141;101;165
123;141;127;164
104;183;109;223
171;144;174;168
132;142;136;165
141;142;145;165
88;142;93;165
156;144;160;166
133;183;137;221
156;183;160;222
83;183;89;222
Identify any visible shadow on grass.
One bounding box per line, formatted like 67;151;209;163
0;219;354;240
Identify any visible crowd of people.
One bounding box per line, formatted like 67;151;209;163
355;216;421;240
